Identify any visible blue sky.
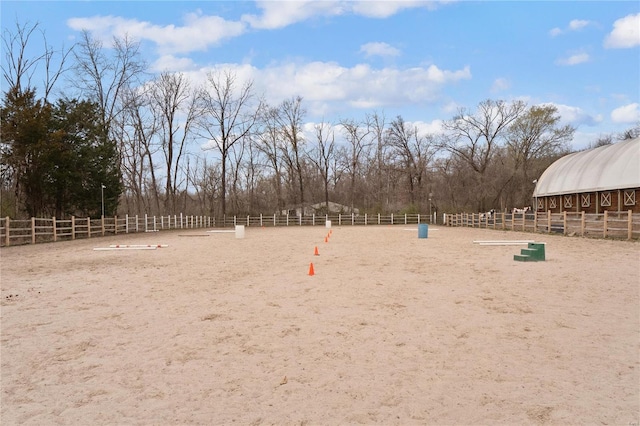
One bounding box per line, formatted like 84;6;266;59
2;0;639;150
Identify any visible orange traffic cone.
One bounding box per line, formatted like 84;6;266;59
314;246;319;256
324;236;328;243
308;262;315;276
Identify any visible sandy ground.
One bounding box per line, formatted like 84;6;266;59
1;225;638;425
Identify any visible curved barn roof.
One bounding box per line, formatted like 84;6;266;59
533;137;640;197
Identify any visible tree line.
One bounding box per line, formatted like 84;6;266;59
1;22;636;220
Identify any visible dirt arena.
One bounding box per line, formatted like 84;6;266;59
1;225;638;425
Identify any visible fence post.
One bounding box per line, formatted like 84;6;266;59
114;216;118;234
628;210;633;240
101;215;105;236
562;211;567;235
580;211;585;236
31;217;36;244
603;210;608;238
3;216;10;245
71;216;76;240
52;216;57;242
547;210;551;233
87;217;91;238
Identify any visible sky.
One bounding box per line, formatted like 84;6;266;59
2;0;639;151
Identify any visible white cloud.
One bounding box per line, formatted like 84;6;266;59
255;61;471;116
243;0;449;29
549;27;563;37
68;2;452;54
351;0;444;18
611;103;640;123
242;1;345;30
549;19;592;37
569;19;590;30
151;55;197;73
556;52;590;66
604;13;640;48
360;42;401;58
541;103;602;126
67;12;246;54
491;77;511;93
412;119;445;136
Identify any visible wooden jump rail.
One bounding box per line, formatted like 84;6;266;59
445;210;639;240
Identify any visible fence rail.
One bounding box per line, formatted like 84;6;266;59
0;212;432;247
444;210;640;240
4;210;637;247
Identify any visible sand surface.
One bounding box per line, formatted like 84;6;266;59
1;225;639;425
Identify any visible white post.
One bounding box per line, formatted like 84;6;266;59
312;213;315;226
135;215;139;232
145;214;148;232
378;213;381;225
260;213;263;227
125;214;129;233
364;213;367;225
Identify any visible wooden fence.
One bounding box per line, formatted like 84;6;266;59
4;210;636;247
0;212;432;247
444;210;640;240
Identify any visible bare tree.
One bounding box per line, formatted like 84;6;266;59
276;96;307;209
507;105;573;169
367;111;390;211
385;116;436;207
71;31;145;138
117;84;162;214
308;121;336;210
441;99;527;211
340;117;372;212
148;72;200;213
254;105;286;213
2;20;73;101
198;70;259;216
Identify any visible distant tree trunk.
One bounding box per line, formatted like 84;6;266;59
197;70;259;217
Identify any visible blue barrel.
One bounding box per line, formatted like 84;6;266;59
418;223;429;238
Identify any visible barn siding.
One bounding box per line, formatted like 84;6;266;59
535;188;640;214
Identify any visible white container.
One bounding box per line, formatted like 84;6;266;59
235;225;245;239
325;220;332;229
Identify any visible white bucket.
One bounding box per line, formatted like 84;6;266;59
325;220;332;229
235;225;245;239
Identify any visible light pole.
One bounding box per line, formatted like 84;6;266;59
101;184;106;218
